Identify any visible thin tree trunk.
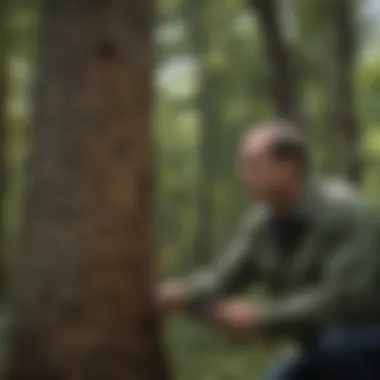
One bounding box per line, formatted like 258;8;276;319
8;1;169;379
187;1;216;267
330;0;361;184
249;0;299;122
0;0;8;298
192;87;215;267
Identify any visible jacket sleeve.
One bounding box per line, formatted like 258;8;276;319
259;203;380;338
184;208;264;318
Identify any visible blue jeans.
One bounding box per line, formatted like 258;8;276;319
266;325;380;380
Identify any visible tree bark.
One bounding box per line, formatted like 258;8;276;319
249;0;299;123
330;0;361;184
8;1;169;379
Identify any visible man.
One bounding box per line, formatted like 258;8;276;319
157;120;380;380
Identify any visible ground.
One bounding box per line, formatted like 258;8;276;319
165;315;283;380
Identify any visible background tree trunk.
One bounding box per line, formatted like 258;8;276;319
249;0;299;123
0;0;8;299
187;0;217;267
8;1;169;379
330;0;361;184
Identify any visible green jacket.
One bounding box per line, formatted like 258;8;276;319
185;177;380;340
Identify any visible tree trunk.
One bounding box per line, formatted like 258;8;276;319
249;0;299;122
8;1;169;379
330;0;361;184
187;0;217;267
0;0;8;298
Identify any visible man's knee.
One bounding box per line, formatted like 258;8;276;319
266;327;380;380
317;325;380;353
266;357;314;380
266;360;300;380
314;325;380;379
318;326;356;353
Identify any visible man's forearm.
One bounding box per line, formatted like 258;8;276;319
183;259;255;320
256;284;375;338
257;286;331;337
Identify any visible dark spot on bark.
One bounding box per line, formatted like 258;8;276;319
96;41;117;60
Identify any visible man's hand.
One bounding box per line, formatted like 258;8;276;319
155;281;189;314
210;298;261;340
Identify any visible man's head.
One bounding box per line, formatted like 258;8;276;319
238;120;308;204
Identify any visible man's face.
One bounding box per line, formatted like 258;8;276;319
238;136;293;202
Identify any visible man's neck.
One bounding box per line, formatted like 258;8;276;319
270;179;305;217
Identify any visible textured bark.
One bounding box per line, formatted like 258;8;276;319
8;1;169;379
249;0;299;122
330;0;361;184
